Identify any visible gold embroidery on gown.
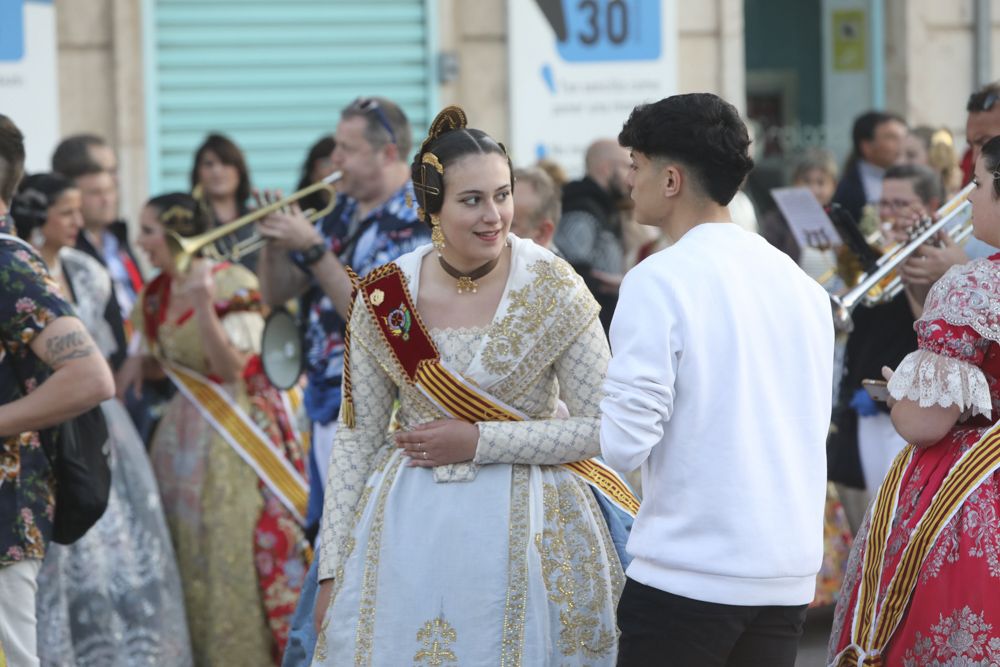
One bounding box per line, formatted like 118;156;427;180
315;244;621;666
413;615;459;666
536;480;617;659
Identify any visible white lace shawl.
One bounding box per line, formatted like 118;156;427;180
60;247;118;360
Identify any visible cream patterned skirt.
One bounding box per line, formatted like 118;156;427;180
313;447;623;666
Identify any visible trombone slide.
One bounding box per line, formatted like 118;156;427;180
830;181;974;331
168;171;343;273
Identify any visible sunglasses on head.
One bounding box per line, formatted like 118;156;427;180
970;91;1000;113
350;97;397;146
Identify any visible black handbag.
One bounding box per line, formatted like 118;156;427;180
40;404;112;544
2;340;112;545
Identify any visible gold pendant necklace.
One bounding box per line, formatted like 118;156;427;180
437;254;502;294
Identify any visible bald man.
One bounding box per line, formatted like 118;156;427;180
554;138;632;332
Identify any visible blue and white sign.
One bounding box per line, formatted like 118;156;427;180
509;0;677;175
557;0;662;62
0;0;60;172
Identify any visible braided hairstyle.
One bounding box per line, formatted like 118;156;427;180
410;106;513;229
146;192;210;238
10;172;75;240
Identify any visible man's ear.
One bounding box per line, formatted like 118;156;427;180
536;218;556;247
662;164;682;199
380;142;400;165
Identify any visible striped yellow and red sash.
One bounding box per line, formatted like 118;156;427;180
833;418;1000;666
357;263;640;517
163;363;309;525
281;384;309;455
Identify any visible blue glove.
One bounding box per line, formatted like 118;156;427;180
850;387;879;417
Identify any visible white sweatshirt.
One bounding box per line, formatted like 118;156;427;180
601;222;834;606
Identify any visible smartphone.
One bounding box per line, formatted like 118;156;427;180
862;379;890;402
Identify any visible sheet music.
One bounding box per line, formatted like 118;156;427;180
770;186;843;250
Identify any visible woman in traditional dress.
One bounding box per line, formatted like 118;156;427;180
11;174;192;666
311;107;628;665
118;193;308;665
828;136;1000;665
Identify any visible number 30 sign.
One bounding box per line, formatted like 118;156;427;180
536;0;662;62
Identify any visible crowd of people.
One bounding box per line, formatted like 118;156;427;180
2;81;1000;666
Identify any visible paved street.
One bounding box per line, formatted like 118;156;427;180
796;605;835;667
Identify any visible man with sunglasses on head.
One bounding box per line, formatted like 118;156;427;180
966;83;1000;168
258;96;428;666
894;84;1000;303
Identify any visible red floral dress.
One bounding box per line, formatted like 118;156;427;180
829;257;1000;666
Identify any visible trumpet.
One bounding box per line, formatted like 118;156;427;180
167;171;343;273
830;181;974;331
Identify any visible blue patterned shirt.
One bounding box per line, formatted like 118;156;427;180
291;182;428;424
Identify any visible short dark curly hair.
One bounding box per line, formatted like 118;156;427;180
617;93;754;205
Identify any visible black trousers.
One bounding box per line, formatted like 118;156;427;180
616;578;808;667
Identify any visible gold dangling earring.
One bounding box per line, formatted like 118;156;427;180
430;214;446;250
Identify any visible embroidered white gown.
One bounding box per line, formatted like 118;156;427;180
312;237;623;666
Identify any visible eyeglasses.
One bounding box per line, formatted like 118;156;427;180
877;198;920;211
349;97;397;146
969;91;1000;113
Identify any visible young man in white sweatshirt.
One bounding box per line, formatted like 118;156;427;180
601;93;835;666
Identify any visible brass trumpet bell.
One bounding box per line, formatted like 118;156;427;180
830;181;974;331
168;171;342;273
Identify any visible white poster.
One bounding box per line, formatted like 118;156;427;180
0;0;60;172
508;0;677;176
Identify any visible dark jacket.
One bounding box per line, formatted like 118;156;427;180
828;292;917;488
555;176;623;333
831;161;867;228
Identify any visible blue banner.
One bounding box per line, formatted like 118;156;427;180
554;0;661;62
0;0;25;61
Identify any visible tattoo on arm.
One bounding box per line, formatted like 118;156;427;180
44;330;95;365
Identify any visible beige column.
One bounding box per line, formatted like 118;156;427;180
440;0;509;138
55;0;146;225
884;0;1000;137
677;0;746;112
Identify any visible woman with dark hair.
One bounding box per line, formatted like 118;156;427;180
828;135;1000;664
190;133;256;269
10;174;192;666
118;193;308;664
310;107;627;665
295;135;337;215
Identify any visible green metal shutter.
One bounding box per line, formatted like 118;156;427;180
143;0;437;194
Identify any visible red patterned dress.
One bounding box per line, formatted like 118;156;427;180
137;262;308;665
829;256;1000;666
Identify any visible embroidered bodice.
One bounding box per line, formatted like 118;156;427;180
132;263;263;375
317;238;610;582
889;257;1000;419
